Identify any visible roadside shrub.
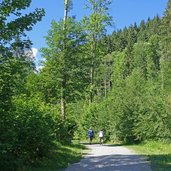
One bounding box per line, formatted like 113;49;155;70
0;96;54;170
0;94;77;170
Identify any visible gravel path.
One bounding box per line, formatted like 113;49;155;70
64;144;152;171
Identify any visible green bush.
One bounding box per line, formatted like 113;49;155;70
0;95;78;170
0;96;54;170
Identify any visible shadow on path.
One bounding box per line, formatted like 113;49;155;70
64;145;151;171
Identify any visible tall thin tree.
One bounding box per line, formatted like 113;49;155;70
82;0;112;103
61;0;73;119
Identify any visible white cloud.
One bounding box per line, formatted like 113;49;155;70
31;48;38;58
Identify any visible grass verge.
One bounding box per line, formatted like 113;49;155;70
25;142;86;171
128;141;171;171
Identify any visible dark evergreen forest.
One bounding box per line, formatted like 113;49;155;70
1;0;171;170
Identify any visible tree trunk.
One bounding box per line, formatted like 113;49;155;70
61;80;66;121
104;74;107;97
89;35;96;104
63;0;68;29
61;0;69;120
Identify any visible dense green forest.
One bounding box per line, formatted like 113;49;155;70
1;0;171;170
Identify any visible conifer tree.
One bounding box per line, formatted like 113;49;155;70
160;0;171;91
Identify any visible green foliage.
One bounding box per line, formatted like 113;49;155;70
159;1;171;92
1;94;77;170
1;0;171;169
75;1;171;144
1;96;51;170
0;0;45;170
40;18;88;104
14;97;54;161
82;0;113;102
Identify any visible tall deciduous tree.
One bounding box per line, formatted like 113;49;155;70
0;0;44;169
82;0;112;103
0;0;44;108
60;0;73;119
41;18;87;120
0;0;44;117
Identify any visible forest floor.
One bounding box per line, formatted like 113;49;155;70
63;144;152;171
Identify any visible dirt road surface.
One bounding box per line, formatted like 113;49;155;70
64;144;152;171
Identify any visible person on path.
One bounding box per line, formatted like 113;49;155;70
99;130;104;145
88;128;94;144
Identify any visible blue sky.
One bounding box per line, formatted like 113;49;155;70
25;0;168;60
